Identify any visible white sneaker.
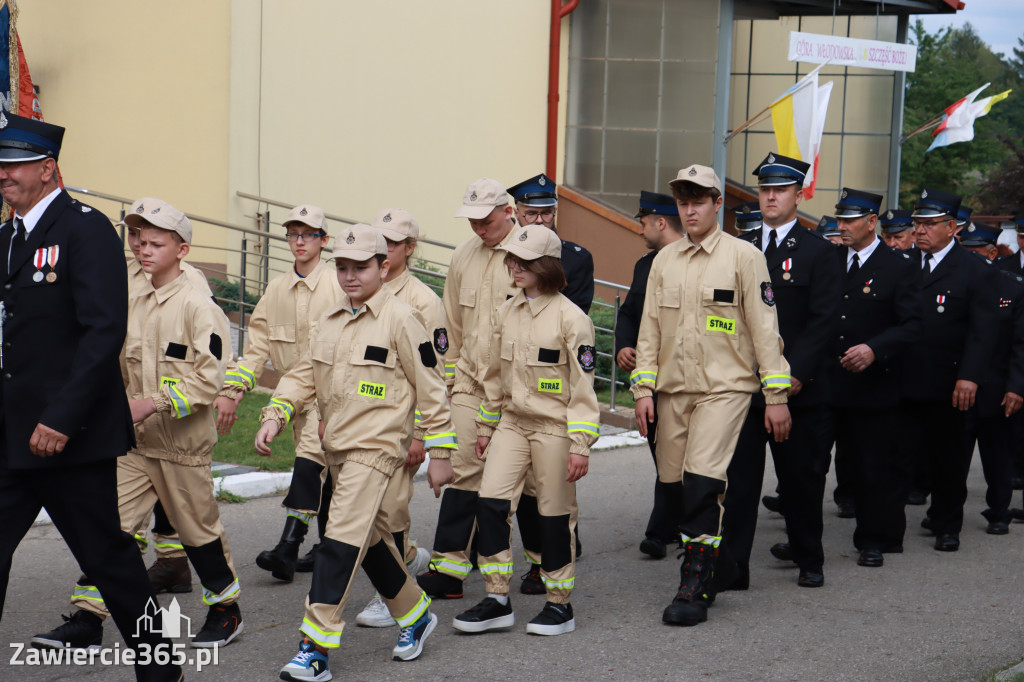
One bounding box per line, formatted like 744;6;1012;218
406;545;432;577
355;593;396;628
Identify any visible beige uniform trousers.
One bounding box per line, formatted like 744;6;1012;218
74;454;240;617
477;421;577;604
300;456;428;648
378;417;417;563
655;391;752;536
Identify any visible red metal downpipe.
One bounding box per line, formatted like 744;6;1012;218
546;0;579;179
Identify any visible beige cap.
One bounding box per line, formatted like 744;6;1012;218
284;204;328;232
332;223;387;262
123;197;193;244
500;225;562;261
371;208;419;242
454;178;509;219
669;164;722;193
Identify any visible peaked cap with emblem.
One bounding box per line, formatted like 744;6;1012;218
284;204;328;232
371;208;419;242
816;215;839;237
500;224;562;261
752;152;809;187
507;173;558;208
1014;213;1024;234
0;111;64;162
912;188;961;219
834;187;882;218
123;197;193;244
880;208;914;234
332;223;387;261
732;201;762;232
635;191;679;219
956;204;974;227
958;220;1000;247
454;177;509;219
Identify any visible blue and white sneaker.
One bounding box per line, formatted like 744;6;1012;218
280;637;331;681
392;611;437;661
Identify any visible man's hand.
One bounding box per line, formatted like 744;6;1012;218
789;377;804;396
635;396;655;437
476;436;491;460
616;347;637;372
254;420;281;456
427;458;455;498
129;398;157;424
29;423;69;458
952;379;978;411
566;453;589;482
406;439;426;469
1003;392;1023;417
764;404;792;442
318;420;325;441
840;344;876;373
213;395;239;435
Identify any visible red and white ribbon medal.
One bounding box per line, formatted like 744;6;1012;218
936;295;945;313
45;245;59;283
863;278;873;294
782;258;793;280
32;248;46;282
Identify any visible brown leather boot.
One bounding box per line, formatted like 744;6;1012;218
147;556;193;594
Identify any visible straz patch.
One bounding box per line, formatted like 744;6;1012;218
538;378;563;393
160;376;180;389
577;345;596;372
434;327;449;354
358;381;386;399
706;316;736;334
761;282;775;307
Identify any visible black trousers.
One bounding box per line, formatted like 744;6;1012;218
834;407;910;551
641;396;682;543
723;404;833;572
0;458;179;681
902;399;971;536
964;407;1013;524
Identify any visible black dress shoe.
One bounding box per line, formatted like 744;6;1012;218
934;534;960;552
719;562;749;592
986;520;1010;535
920;515;933;533
797;569;824;587
906;490;928;506
836;502;856;519
769;542;794;561
639;536;667;559
857;549;884;567
1011;508;1024;522
1012;476;1024;491
762;495;781;513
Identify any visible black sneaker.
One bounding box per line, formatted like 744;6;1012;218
31;610;103;650
526;601;575;636
519;563;545;595
416;565;464;599
452;596;515;633
191;602;244;648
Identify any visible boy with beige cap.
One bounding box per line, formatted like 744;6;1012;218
229;204;344;583
452;224;599;636
418;178;519;600
356;208;448;628
256;223;456;680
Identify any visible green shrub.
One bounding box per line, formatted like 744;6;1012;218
209;277;260;314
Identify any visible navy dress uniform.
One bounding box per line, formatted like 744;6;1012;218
827;189;921;567
901;189;1000;552
723;153;842;588
996;214;1024;491
0;114;179;679
732;201;762;233
616;191;681;557
958;222;1024;534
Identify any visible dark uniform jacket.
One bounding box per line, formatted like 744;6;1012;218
560;238;594;314
614;250;656;354
828;241;921;409
996;252;1024;278
901;243;1000;402
0;191;135;470
975;269;1024;418
740;224;842;406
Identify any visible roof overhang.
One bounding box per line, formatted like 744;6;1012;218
735;0;963;19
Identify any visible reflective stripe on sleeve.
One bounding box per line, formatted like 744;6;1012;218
444;363;457;377
630;369;657;387
761;374;792;389
567;421;600;437
414;410;422;425
423;432;458;449
270;398;295;422
169;384;192;419
477;406;501;423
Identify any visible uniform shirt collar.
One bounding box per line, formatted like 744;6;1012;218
148;269;191;303
386;268;413;295
492;221;520;250
510;288;557;315
925;238;956;269
682;225;723;253
15;187;62;235
289;259;330;290
761;219;797;251
847;235;880;268
343;282;390;317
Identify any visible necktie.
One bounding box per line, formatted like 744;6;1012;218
9;217;25;272
848;253;860;276
764;229;778;260
923;253;933;272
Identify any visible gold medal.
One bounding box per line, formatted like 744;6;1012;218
45;271;57;283
782;272;792;281
862;286;871;294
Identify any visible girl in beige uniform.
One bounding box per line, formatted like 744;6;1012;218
452;225;599;637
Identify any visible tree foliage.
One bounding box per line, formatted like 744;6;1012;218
900;22;1023;214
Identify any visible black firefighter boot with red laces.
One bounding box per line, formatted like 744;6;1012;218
256;515;308;582
662;538;721;626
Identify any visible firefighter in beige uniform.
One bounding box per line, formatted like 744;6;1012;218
357;208;449;627
256;224;456;679
451;225;599;637
631;165;791;628
419;178;518;599
65;200;244;648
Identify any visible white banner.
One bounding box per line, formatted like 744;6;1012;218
788;31;917;72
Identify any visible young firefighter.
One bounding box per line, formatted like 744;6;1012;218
35;199;244;650
631;165;791;627
255;223;456;681
451;224;599;636
229;204;343;583
356;208;447;628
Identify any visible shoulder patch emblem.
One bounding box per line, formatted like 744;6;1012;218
433;327;449;354
80;205;92;213
761;282;776;306
577;345;596;372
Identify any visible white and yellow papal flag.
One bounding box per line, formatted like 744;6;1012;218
770;64;833;199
